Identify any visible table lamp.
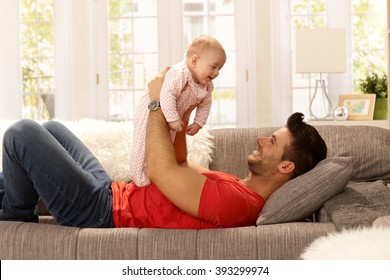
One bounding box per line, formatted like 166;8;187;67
295;28;346;119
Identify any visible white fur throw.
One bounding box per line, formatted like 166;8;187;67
0;119;214;182
301;226;390;260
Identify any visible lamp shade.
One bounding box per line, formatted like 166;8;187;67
295;28;346;73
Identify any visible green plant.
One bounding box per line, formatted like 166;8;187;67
359;72;388;98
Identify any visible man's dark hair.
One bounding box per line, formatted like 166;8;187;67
283;112;327;179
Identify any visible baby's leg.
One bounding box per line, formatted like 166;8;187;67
130;95;151;187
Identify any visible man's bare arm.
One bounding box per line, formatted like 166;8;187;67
172;103;198;165
172;107;211;176
145;68;207;217
172;114;190;165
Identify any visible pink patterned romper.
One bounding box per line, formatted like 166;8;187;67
130;60;214;186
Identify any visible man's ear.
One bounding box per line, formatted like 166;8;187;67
278;160;295;175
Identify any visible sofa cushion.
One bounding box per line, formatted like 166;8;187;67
256;157;354;225
322;180;390;230
315;125;390;182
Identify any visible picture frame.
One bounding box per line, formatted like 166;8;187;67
338;94;376;120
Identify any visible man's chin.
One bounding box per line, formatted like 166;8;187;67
247;158;260;171
248;153;261;162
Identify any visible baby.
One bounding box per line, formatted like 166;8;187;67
130;35;226;187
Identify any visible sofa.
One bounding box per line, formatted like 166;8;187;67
1;120;390;260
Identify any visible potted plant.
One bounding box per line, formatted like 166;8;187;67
359;72;388;120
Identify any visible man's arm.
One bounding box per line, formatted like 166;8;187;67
145;68;207;217
172;126;188;165
172;103;197;165
173;107;210;172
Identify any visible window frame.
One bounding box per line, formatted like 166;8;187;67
288;0;387;120
95;0;257;128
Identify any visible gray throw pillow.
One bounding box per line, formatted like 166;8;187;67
256;157;354;225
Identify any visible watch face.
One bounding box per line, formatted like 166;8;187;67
148;100;160;111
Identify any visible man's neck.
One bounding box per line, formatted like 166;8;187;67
240;173;288;201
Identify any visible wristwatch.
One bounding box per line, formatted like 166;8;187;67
148;100;161;111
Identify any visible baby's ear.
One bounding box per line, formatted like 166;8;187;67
190;55;199;66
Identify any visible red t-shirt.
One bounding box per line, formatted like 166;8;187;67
111;171;264;229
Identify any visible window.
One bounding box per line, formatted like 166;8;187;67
290;0;387;117
290;0;327;118
20;0;55;120
106;0;237;128
107;0;158;121
182;0;236;127
351;0;387;88
1;0;247;126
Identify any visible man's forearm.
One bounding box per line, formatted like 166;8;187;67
145;108;205;217
145;110;177;181
173;106;196;165
143;67;206;216
173;129;187;165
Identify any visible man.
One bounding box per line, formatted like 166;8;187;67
0;67;327;229
113;66;327;228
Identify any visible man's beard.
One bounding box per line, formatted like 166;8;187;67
248;156;279;177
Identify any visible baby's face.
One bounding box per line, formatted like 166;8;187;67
192;48;226;85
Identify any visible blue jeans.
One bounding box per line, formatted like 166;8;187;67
0;120;114;228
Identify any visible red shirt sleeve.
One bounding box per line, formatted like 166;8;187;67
198;171;265;228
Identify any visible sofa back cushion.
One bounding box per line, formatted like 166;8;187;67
315;125;390;182
209;125;390;182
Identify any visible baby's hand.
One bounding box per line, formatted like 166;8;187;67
169;119;184;132
186;123;201;136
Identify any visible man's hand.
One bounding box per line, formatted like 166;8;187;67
147;66;170;100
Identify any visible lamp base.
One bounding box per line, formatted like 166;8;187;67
309;79;333;120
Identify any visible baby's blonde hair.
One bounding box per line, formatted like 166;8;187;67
186;35;225;57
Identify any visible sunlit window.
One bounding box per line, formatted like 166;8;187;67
183;0;236;128
107;0;236;127
351;0;386;89
290;0;386;115
107;0;158;121
20;0;55;120
290;0;327;117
